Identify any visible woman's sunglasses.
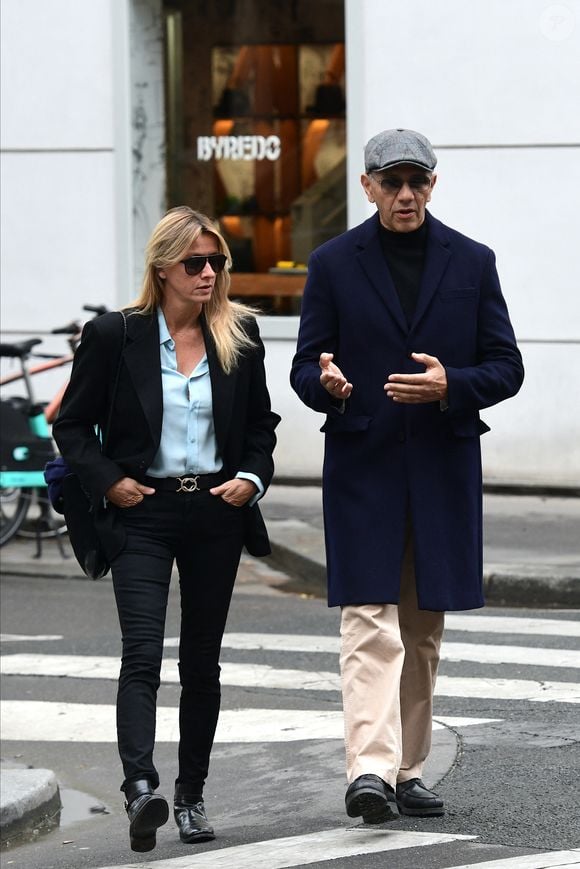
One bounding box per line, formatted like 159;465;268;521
179;254;227;276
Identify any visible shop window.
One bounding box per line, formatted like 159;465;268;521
165;7;346;315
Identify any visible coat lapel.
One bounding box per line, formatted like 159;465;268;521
410;212;452;332
201;316;237;460
355;215;408;335
122;311;163;445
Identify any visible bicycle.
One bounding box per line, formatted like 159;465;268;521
0;305;108;549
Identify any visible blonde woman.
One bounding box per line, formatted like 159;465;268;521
54;207;280;852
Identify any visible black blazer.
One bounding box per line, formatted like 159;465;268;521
53;309;280;559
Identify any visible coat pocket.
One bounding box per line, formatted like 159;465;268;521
320;414;372;434
439;287;477;301
450;416;491;438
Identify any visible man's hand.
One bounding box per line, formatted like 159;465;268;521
210;478;257;507
106;477;156;508
319;352;353;400
385;352;448;404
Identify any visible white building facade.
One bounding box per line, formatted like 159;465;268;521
1;0;579;487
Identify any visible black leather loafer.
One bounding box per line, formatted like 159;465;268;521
174;785;215;844
124;779;169;852
345;774;399;824
396;778;445;816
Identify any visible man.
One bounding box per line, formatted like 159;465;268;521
290;129;523;824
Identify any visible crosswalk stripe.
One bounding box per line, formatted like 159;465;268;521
439;849;580;868
444;615;580;637
0;701;498;743
205;633;340;653
1;654;343;691
440;643;579;668
0;634;63;642
221;635;580;669
0;702;337;743
434;675;580;703
9;639;577;675
164;618;580;653
3;655;579;701
93;827;475;869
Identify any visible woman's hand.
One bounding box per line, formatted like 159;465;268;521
210;478;257;507
106;477;156;508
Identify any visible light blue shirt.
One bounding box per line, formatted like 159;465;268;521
147;310;263;502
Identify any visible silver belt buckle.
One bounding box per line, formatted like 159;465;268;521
176;475;200;493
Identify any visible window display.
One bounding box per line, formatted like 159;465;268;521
165;4;346;314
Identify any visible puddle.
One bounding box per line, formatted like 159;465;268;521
0;777;111;851
58;788;111;827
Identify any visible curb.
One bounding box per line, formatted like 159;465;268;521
483;566;580;608
0;561;97;580
0;769;61;849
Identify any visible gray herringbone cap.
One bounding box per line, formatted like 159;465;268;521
364;128;437;173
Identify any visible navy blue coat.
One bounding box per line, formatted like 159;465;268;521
291;212;524;610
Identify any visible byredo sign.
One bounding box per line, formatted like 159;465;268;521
197;135;281;161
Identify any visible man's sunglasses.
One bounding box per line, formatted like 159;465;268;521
373;173;432;194
179;254;227;276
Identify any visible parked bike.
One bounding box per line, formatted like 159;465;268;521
0;305;108;548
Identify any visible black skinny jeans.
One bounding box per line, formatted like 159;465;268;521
111;488;244;794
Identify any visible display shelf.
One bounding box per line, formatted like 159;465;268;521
229;272;306;297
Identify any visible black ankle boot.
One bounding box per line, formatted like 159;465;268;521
174;784;215;844
124;779;169;852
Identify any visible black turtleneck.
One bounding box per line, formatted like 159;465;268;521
378;220;428;326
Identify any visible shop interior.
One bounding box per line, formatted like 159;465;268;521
164;0;346;313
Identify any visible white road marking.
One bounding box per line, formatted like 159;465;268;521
445;614;580;637
3;654;579;701
216;634;580;669
440;643;580;669
0;634;63;642
13;640;576;678
213;633;339;653
93;827;475;869
0;654;341;691
0;701;333;743
434;675;580;703
165;618;580;653
225;662;338;692
225;633;579;668
0;701;498;743
440;849;580;868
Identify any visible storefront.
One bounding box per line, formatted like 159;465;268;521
163;0;346;315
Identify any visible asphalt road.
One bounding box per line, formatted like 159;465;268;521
1;559;579;869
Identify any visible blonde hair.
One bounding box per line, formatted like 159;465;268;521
130;206;257;374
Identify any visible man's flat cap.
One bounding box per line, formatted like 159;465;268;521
364;128;437;173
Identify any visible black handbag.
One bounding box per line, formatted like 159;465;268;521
53;312;127;579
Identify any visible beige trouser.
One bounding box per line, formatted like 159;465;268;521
340;534;444;788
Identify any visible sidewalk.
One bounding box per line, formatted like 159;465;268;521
1;486;579;847
260;486;580;608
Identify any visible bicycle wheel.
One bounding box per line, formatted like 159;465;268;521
0;487;31;546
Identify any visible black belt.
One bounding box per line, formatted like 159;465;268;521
144;473;225;493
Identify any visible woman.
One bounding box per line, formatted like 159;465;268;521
53;207;280;852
